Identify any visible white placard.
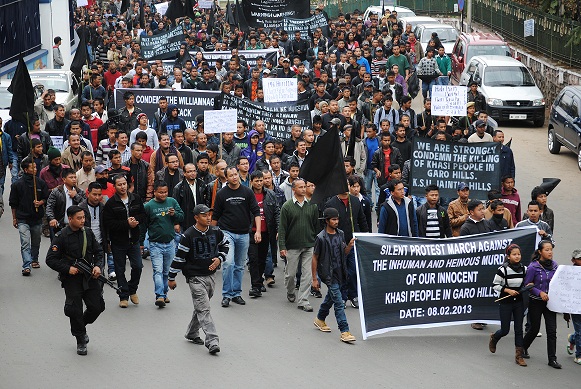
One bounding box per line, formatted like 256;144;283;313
51;136;64;151
262;78;297;103
155;2;169;16
431;85;468;116
203;109;237;134
547;266;581;314
198;0;213;9
524;19;535;38
77;0;89;6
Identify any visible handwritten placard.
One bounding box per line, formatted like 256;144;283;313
204;109;237;134
431;85;468;116
547;266;581;314
263;78;297;103
51;136;64;151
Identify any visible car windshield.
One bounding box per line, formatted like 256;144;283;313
29;74;69;93
0;87;11;109
483;66;536;87
466;45;511;62
398;10;416;18
421;27;458;43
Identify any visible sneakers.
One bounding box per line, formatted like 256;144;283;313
108;272;117;281
574;357;581;365
287;293;296;303
130;294;139;305
311;289;323;298
260;285;267;292
340;332;356;343
350;298;359;309
298;304;313;312
265;277;275;286
119;300;129;308
208;344;220;354
185;336;204;345
567;334;575;355
221;297;230;307
249;288;262;297
232;296;246;305
314;318;331;332
155;297;166;307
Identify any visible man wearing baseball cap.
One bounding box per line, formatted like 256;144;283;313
169;204;229;354
312;208;356;343
467;120;493;143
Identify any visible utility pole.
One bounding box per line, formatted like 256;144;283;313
466;0;473;32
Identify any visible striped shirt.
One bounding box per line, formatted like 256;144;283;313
96;140;117;167
425;208;440;238
492;263;527;302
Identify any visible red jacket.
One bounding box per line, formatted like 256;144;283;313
501;187;522;226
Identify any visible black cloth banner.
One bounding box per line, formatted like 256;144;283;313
220;94;312;139
409;138;501;199
354;227;538;339
114;88;218;128
141;25;186;60
242;0;311;29
283;13;330;38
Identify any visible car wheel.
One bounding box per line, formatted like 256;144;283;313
578;149;581;171
547;129;561;154
534;117;545;127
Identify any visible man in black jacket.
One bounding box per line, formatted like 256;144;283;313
102;174;146;308
291;31;309;63
416;184;452;238
9;158;49;274
168;204;228;354
325;187;369;308
123;142;149;202
173;163;206;233
248;171;280;297
45;205;105;356
370;131;404;188
17;118;53;166
460;199;491;236
45;105;70;137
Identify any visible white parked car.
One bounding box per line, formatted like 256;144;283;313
363;5;416;22
399;16;438;32
459;55;545;126
29;70;80;112
414;23;459;55
0;82;11;124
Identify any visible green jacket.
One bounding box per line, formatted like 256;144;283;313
436;54;452;75
142;197;184;243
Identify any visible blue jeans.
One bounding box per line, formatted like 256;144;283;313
17;221;41;270
436;75;450;85
364;169;379;206
318;283;349;332
341;250;357;301
265;247;274;278
569;314;581;358
422;78;437;99
107;253;115;275
222;231;250;298
150;241;175;299
1;164;19;195
111;242;143;300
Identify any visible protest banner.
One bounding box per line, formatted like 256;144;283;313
409;138;501;199
114;88;219;128
547;266;581;314
141;25;186;60
431;85;468;116
220;93;311;139
198;0;213;8
242;0;311;28
263;78;297;103
354;227;538;339
283;13;329;38
51;136;64;151
204;109;237;134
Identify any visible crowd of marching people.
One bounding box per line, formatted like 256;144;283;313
0;0;579;363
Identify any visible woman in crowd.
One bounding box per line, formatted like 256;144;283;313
489;244;528;366
522;240;561;368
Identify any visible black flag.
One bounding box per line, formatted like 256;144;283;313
300;129;349;205
70;28;90;78
165;0;185;24
8;57;35;127
139;0;146;29
208;4;216;32
225;0;236;26
121;0;130;14
539;178;561;196
235;0;250;31
184;0;197;20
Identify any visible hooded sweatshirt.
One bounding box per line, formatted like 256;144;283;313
241;129;263;173
501;187;521;225
160;104;187;138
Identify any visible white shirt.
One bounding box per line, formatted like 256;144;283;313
88;204;102;243
117;146;132;164
188;180;198;204
130;127;159;150
292;195;305;207
63;186;74;224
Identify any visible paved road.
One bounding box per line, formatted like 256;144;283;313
1;114;580;388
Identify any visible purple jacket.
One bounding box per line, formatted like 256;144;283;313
523;260;558;300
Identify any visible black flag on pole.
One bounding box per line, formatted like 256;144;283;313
300;128;349;204
8;57;35;126
235;0;250;31
121;0;130;14
184;0;197;20
225;0;236;26
165;0;185;24
70;28;90;78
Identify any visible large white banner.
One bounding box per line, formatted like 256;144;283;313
263;78;297;103
431;85;468;116
204;109;237;134
548;266;581;314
